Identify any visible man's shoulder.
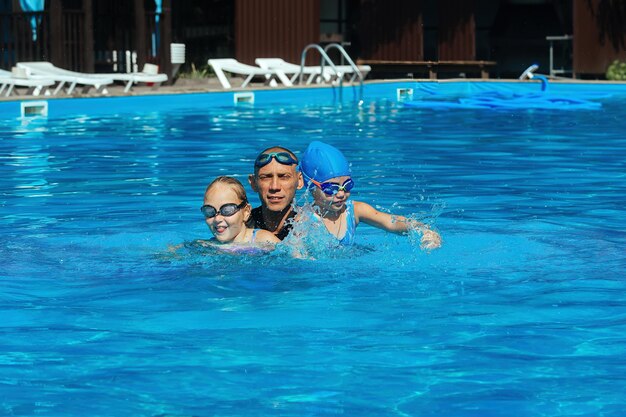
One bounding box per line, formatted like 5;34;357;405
250;206;264;228
250;205;298;241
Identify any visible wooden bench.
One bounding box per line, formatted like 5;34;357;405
357;60;497;80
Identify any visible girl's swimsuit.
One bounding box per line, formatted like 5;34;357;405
320;200;356;246
204;229;268;255
208;228;260;244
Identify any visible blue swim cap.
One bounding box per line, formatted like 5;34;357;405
299;141;351;187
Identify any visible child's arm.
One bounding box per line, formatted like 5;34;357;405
281;212;312;259
354;201;442;249
255;229;281;244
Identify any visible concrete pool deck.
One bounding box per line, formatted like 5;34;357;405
1;76;362;101
0;76;235;101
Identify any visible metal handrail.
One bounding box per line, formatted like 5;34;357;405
299;43;341;86
324;42;364;102
324;43;364;81
546;35;573;78
299;43;363;102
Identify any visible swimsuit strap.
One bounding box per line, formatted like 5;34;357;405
250;228;258;244
339;200;357;246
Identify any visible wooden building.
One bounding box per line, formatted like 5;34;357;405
1;0;625;80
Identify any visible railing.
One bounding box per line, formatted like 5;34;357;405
0;9;160;72
61;10;84;71
299;43;364;102
546;35;573;78
325;42;364;101
299;43;338;85
95;11;162;74
0;11;50;69
0;10;88;71
324;43;363;80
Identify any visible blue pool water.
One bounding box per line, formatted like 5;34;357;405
1;82;626;416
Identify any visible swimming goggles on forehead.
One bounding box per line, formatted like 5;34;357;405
200;201;247;218
254;152;298;168
310;178;355;196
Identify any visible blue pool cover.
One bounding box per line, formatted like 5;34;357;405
404;91;602;110
404;78;605;110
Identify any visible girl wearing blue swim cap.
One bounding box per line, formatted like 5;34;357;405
299;141;441;249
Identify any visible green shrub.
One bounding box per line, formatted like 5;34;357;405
606;60;626;80
178;63;212;79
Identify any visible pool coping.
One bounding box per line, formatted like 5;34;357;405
3;78;626;120
3;77;626;102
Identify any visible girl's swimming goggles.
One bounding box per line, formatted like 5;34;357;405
310;178;355;196
201;201;247;218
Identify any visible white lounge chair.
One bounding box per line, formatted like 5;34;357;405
0;68;55;97
255;58;371;85
17;61;114;95
256;58;328;84
108;63;168;93
208;58;293;89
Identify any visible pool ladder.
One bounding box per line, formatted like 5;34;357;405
299;43;364;102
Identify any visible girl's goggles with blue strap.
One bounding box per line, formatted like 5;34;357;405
309;177;355;196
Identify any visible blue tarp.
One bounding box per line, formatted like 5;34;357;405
19;0;44;41
404;79;605;111
152;0;162;57
154;0;162;23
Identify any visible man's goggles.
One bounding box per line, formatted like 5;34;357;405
201;201;247;218
254;152;298;168
310;178;355;196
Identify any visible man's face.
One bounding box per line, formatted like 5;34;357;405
249;156;303;213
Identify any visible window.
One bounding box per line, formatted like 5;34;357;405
320;0;347;42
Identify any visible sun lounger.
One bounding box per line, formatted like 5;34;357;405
255;58;328;84
17;61;114;95
108;63;168;93
0;68;55;97
255;58;371;84
208;58;293;89
333;63;371;82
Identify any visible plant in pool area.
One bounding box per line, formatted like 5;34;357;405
606;60;626;81
177;63;212;79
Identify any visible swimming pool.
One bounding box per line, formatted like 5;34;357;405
1;81;625;416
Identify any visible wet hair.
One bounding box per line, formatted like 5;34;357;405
254;146;299;176
205;176;248;203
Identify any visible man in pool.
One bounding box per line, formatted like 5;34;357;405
247;146;303;240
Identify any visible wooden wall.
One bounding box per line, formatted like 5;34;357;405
573;0;626;76
234;0;319;65
438;0;475;60
357;0;423;60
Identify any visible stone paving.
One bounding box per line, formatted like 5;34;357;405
1;75;332;102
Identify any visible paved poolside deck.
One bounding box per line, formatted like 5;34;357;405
2;76;350;101
0;77;224;101
0;76;429;101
